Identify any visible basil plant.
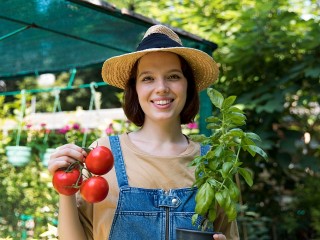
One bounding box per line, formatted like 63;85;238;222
189;88;268;230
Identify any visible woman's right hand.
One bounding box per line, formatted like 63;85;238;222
48;144;87;176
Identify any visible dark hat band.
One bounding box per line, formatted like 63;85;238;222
136;33;182;51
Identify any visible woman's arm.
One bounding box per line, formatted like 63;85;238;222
48;144;88;240
58;195;87;239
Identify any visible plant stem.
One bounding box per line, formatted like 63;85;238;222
217;145;241;192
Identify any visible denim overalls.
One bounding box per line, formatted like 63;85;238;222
108;135;210;240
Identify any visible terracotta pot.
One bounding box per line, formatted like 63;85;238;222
5;146;32;167
176;228;219;240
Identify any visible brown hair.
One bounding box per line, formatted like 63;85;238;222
123;55;199;127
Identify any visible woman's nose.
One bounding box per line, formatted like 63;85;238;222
156;79;169;93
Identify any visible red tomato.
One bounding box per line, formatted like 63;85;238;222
80;176;109;203
85;146;114;175
52;168;82;196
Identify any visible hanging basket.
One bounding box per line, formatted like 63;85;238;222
5;90;32;167
5;146;32;167
41;148;56;167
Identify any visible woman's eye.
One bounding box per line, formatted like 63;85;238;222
141;76;153;82
168;74;181;80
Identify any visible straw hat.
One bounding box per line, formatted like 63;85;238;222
102;24;219;91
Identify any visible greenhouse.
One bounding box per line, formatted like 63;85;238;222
1;0;319;239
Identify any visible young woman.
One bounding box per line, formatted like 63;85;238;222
48;25;239;240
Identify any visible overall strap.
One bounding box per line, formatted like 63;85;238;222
109;135;129;187
200;144;210;156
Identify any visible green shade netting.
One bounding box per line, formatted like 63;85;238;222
0;0;217;78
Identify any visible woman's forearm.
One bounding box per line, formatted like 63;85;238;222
58;195;87;240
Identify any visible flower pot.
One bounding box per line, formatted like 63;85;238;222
41;148;56;167
176;228;219;240
5;146;32;167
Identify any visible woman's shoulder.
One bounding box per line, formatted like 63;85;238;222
88;135;113;148
91;134;126;149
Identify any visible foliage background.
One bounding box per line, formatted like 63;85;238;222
1;0;319;239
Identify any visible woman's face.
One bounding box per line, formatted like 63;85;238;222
135;51;188;125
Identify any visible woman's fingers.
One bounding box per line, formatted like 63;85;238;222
48;144;87;175
213;234;227;240
54;145;86;161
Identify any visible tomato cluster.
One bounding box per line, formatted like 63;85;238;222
52;146;114;203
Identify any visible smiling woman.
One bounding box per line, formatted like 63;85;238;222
123;53;199;127
135;52;188;124
47;24;238;240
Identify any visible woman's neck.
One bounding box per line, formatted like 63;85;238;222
128;120;189;156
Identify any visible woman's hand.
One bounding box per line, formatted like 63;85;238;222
48;144;87;175
213;233;227;240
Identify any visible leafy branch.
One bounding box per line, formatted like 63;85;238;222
189;88;268;230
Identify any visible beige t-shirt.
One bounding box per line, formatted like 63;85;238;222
77;133;239;240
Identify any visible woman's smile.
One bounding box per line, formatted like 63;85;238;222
151;98;174;108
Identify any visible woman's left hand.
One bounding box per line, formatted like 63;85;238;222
213;233;227;240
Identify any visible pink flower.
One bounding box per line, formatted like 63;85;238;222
58;126;70;134
73;123;80;130
40;123;46;128
105;123;114;135
81;128;87;133
187;122;198;129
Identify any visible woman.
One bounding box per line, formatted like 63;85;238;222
48;25;239;240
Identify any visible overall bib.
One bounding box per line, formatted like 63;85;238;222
108;135;211;240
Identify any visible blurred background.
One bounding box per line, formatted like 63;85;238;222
0;0;319;239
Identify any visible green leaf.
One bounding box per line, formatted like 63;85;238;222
215;192;224;208
222;95;237;109
189;134;207;143
207;88;224;109
245;132;262;142
207;177;220;187
209;130;222;141
206;123;221;129
243;136;256;146
227;128;244;138
195;182;215;215
188;155;203;167
247;145;268;160
242;145;256;157
222;162;233;178
208;205;217;222
206;116;220;123
226;203;237;221
208;160;220;171
192;214;199;225
227;180;240;201
238;168;253;187
213;145;224;157
222;190;232;207
227;106;244;114
225;112;246;126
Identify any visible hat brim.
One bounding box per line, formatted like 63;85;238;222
102;47;219;91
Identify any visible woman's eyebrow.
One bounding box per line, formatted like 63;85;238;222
168;69;183;73
137;71;153;78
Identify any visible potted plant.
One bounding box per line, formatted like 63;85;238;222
5;123;32;167
5;90;33;167
176;88;268;239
